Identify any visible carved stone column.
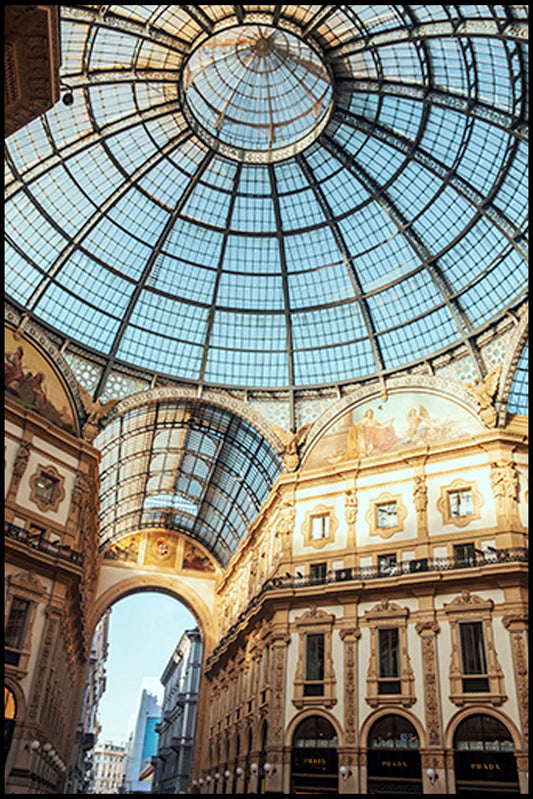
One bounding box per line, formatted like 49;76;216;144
270;633;290;744
339;626;361;793
502;613;528;745
415;621;441;747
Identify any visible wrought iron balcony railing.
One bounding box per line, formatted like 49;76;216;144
4;521;84;566
207;546;528;666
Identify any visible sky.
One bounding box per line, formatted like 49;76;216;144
96;592;196;746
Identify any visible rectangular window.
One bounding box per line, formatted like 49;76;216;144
376;502;398;529
310;562;327;583
449;489;474;517
454;543;476;568
35;473;59;505
304;633;324;696
378;628;401;694
460;621;489;692
5;597;31;650
311;514;329;540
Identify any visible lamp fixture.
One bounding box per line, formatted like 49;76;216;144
29;740;40;751
224;770;231;779
339;764;352;780
199;778;204;785
250;762;259;775
264;762;277;775
60;83;74;106
236;766;243;777
215;772;221;781
426;767;438;784
206;775;212;784
43;742;52;752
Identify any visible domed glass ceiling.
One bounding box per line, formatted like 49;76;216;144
4;5;529;395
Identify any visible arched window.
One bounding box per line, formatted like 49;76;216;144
291;716;338;794
367;715;422;794
369;714;420;749
453;714;519;794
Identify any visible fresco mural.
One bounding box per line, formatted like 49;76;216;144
5;327;77;435
303;392;482;472
103;534;140;563
182;542;216;573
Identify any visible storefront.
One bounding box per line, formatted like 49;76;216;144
453;714;520;794
290;716;339;794
367;714;422;794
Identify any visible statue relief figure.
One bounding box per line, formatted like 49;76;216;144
271;423;311;472
490;461;519;502
413;475;428;514
465;362;502;428
345;489;357;524
12;440;31;484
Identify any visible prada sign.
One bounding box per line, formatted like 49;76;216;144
368;749;420;778
454;751;518;783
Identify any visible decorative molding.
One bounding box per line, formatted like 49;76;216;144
28;463;66;513
301;504;339;549
436;478;484;528
416;623;442;746
365;491;407;539
443;590;506;707
292;607;337;709
364;600;416;708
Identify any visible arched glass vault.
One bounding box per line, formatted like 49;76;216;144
5;5;528;401
4;5;529;561
97;399;281;566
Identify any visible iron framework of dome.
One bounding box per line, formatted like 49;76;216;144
4;6;529;565
5;5;528;399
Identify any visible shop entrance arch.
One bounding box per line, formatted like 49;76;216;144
367;714;422;794
453;714;520;794
290;715;339;795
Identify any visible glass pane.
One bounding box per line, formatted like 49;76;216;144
306;634;325;682
379;628;399;678
460;622;487;675
5;598;31;649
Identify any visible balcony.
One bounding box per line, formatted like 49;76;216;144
206;547;527;667
4;521;84;566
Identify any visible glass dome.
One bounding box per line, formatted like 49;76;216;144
4;5;529;396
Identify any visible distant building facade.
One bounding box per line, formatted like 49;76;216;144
122;690;161;794
153;628;203;794
91;742;126;794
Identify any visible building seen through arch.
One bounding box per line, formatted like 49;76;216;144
4;4;528;795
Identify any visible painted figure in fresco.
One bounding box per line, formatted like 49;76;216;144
405;405;440;439
182;543;214;572
342;408;400;459
4;346;25;388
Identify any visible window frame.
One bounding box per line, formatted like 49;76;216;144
437;479;484;528
302;505;338;550
29;464;66;513
444;590;506;707
366;492;407;539
293;607;337;709
364;599;416;708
